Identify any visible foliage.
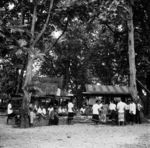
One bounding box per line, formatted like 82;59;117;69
0;0;150;97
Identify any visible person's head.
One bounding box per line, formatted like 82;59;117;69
130;99;134;103
41;105;45;109
69;99;72;103
82;104;86;108
136;99;141;104
96;100;100;104
29;107;33;112
101;100;105;104
126;99;129;104
49;104;53;108
8;100;12;104
33;109;37;113
54;106;58;111
117;98;121;102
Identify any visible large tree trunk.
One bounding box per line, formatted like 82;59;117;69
20;55;33;128
127;1;138;100
19;0;54;128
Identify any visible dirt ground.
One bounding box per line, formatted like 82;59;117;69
0;116;150;148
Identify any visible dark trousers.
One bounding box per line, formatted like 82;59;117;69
125;110;130;124
67;113;74;124
7;112;16;124
49;116;59;125
136;110;142;124
92;114;99;124
129;113;135;124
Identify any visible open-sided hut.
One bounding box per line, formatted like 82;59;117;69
28;77;74;107
83;84;132;105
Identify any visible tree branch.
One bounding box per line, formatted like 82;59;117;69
104;23;115;33
32;0;54;47
30;2;37;44
45;18;69;54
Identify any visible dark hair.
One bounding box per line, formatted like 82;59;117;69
8;100;12;103
54;106;58;110
96;100;99;103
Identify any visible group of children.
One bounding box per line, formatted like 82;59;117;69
91;98;143;125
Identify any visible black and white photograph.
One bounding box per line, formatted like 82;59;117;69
0;0;150;148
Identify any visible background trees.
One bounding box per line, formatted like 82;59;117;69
0;0;150;124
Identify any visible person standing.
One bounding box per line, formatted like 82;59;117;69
117;99;126;126
101;102;108;123
48;104;54;115
49;106;59;125
29;108;36;127
109;100;117;124
92;100;101;124
7;100;15;124
125;100;130;124
129;100;136;125
67;99;74;125
136;101;143;124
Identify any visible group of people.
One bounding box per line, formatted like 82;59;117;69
28;99;76;126
6;98;143;127
91;98;143;125
6;99;75;127
29;103;59;126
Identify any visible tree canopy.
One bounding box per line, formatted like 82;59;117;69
0;0;149;97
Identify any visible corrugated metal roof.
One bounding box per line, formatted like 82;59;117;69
83;84;131;96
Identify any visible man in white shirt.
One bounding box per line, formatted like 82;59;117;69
129;100;136;125
109;101;116;111
117;99;126;125
67;99;74;124
92;100;101;124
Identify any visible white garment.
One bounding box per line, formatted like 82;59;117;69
99;103;103;111
80;108;86;114
68;102;74;113
48;107;54;115
129;103;136;115
30;111;36;124
109;103;116;111
92;104;100;115
34;105;38;111
125;104;130;110
117;101;126;113
7;103;13;114
58;107;62;113
42;108;46;115
137;103;142;111
37;107;42;114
